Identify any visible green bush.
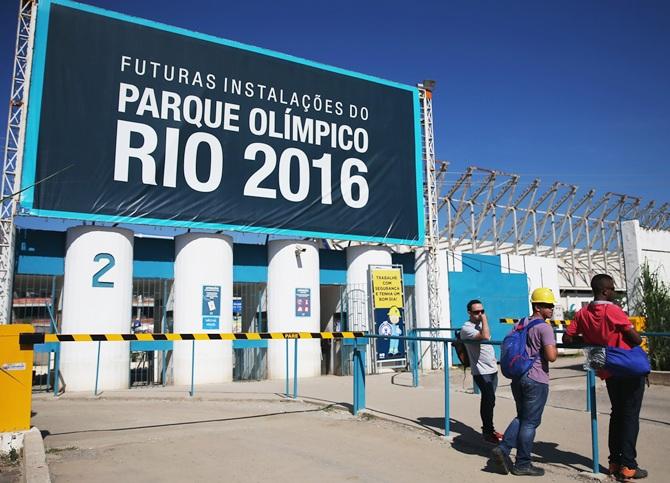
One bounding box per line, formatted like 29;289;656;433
633;264;670;371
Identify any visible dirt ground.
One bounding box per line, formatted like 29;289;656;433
0;451;21;483
30;356;669;482
34;399;580;483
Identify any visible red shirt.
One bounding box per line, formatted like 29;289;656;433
567;301;633;349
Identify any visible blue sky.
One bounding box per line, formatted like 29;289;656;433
2;0;669;207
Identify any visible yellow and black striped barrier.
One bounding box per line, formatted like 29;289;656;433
501;316;646;330
19;331;367;346
499;318;572;326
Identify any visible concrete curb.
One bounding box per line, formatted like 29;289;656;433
649;370;670;386
22;427;50;483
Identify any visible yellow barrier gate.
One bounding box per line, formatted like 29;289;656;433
4;330;367;431
0;324;35;432
19;331;366;345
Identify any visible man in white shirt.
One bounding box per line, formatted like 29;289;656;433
460;299;502;444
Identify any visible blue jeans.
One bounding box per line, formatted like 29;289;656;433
499;373;549;468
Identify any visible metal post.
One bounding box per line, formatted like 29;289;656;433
94;341;101;396
587;369;599;473
161;280;168;386
285;338;289;397
353;339;366;414
443;341;450;438
410;330;419;387
257;289;262;332
53;344;60;396
46;350;52;391
189;340;195;397
586;369;591;412
49;276;57;333
1;0;37;324
293;338;298;399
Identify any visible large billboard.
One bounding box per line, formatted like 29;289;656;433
21;0;424;245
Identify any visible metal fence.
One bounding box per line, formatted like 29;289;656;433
233;282;267;381
12;274;62;393
15;275;415;388
129;279;172;387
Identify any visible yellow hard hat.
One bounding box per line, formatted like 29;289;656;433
530;287;556;304
388;306;401;317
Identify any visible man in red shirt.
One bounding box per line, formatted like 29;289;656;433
563;274;647;481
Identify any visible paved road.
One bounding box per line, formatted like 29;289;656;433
31;355;669;482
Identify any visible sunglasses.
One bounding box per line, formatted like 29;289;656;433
538;304;555;309
470;309;485;315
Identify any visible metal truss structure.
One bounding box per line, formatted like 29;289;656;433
418;82;443;370
1;0;35;323
439;166;670;290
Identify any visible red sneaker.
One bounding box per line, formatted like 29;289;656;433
617;466;648;481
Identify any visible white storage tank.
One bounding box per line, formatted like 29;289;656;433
60;226;133;391
173;233;233;385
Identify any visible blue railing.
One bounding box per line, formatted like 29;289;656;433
31;329;670;476
353;331;670;475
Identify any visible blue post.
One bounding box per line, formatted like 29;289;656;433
293;338;298;399
46;351;52;391
285;338;289;397
161;280;168;387
53;344;60;396
257;289;263;332
586;368;592;412
189;340;195;397
587;369;599;473
353;339;366;414
410;330;419;388
94;341;101;396
162;350;167;386
443;341;450;438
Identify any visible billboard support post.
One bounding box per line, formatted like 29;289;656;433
0;0;37;324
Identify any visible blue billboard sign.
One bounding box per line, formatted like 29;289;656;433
21;0;424;245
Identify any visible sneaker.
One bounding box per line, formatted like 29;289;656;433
511;464;545;477
490;446;512;475
617;467;648;481
609;463;620;476
483;431;503;444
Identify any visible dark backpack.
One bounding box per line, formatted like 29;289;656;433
500;318;544;379
454;329;470;368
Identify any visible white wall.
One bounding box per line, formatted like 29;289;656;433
622;220;670;312
564;294;592;315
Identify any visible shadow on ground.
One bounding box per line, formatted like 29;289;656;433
417;415;605;474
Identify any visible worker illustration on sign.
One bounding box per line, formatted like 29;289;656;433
379;306;403;356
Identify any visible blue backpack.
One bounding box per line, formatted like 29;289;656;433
500;318;544;379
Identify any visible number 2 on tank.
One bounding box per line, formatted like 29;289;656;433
92;253;116;288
